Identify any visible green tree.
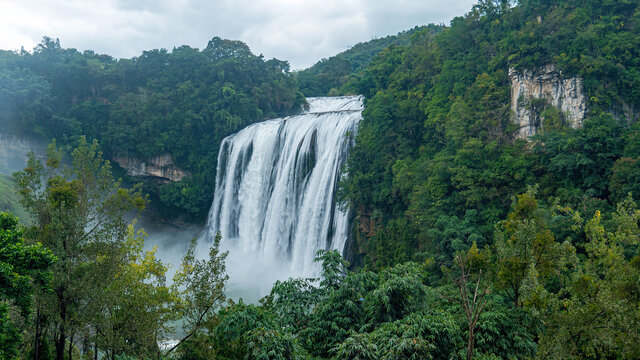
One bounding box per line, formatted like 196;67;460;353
441;243;491;360
336;310;461;360
538;199;640;359
332;332;378;360
13;137;146;360
86;223;175;359
362;262;427;327
210;301;276;359
262;277;319;333
168;232;229;355
244;327;310;360
493;188;576;307
0;61;52;136
315;249;349;291
300;256;377;357
0;212;55;359
609;157;640;203
473;305;538;359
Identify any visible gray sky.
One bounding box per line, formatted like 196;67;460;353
0;0;476;69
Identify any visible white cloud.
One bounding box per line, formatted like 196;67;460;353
0;0;476;69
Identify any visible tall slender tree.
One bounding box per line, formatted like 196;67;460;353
441;243;490;360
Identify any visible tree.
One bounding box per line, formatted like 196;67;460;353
493;188;576;307
538;198;640;359
210;301;276;359
86;223;175;359
13;137;146;360
609;157;640;204
0;63;52;135
336;309;461;360
300;253;376;357
262;277;320;333
314;249;349;291
244;327;310;360
0;212;55;359
362;262;427;327
167;232;229;355
332;332;378;360
441;243;491;360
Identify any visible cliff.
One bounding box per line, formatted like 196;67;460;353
509;64;586;138
113;154;189;183
0;133;45;174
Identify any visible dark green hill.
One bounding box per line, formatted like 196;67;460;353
0;37;304;221
295;25;442;96
340;0;640;267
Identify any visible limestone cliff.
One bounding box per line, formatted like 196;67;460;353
0;133;45;174
113;154;189;183
509;64;586;138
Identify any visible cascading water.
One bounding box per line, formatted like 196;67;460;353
204;95;363;297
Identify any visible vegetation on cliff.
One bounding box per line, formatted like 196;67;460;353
295;25;442;97
339;0;640;267
0;37;304;220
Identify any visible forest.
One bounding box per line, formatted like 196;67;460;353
1;0;640;359
0;36;304;220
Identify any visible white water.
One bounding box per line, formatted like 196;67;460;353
204;96;363;299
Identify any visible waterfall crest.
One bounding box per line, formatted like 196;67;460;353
205;96;362;289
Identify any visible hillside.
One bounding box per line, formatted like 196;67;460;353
340;0;640;267
0;37;305;221
327;1;640;358
295;25;442;96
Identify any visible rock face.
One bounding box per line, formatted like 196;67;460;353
113;154;189;183
0;133;45;174
509;64;586;138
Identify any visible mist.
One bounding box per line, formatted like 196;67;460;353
136;216;200;284
138;216;296;304
0;133;46;175
218;241;305;303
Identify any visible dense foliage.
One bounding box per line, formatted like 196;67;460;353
295;25;441;97
339;0;640;268
0;212;54;359
4;139;232;359
0;37;304;220
3;187;639;359
174;193;639;360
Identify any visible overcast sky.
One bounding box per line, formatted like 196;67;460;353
0;0;477;70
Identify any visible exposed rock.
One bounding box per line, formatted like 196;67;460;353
113;154;189;183
0;133;45;174
357;206;380;237
509;64;586;138
619;101;640;124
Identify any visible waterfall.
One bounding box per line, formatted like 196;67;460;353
204;96;362;294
